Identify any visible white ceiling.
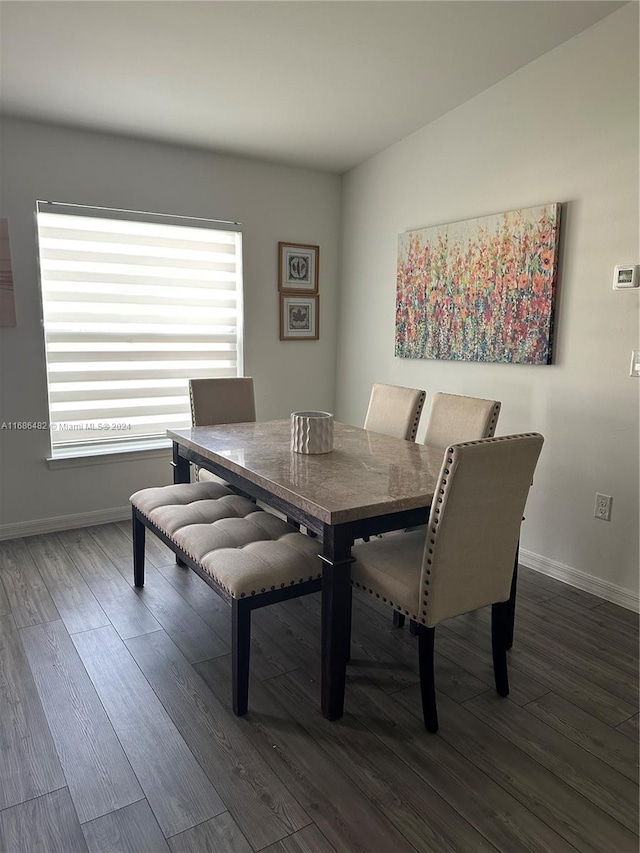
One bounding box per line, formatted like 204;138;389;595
0;1;626;173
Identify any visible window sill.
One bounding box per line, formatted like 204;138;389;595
47;438;172;469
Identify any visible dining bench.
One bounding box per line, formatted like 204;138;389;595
130;480;322;714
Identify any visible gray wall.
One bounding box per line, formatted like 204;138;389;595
0;119;341;532
336;6;639;605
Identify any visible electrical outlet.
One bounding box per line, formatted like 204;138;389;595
594;493;612;521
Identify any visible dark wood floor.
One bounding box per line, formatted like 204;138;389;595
0;522;638;853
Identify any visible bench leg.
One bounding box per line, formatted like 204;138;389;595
132;508;145;588
232;598;251;716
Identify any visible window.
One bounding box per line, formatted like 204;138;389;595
36;202;243;458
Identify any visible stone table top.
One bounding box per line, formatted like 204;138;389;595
168;420;443;526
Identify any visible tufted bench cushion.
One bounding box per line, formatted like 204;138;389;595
131;481;261;532
130;481;321;599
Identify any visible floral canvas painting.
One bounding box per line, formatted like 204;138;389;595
395;204;561;364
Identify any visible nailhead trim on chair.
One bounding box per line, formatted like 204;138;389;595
417;432;540;624
409;390;427;441
351;580;420;622
487;401;501;438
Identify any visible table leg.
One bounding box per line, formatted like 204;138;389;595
172;442;190;485
172;443;190;566
321;525;353;720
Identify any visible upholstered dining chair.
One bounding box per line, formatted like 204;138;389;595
424;392;501;450
350;433;544;732
394;391;502;631
189;377;256;483
360;382;426;547
363;382;426;441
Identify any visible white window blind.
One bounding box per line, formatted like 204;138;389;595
36;202;243;456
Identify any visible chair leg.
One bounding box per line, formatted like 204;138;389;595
409;619;418;635
492;601;510;697
232;598;251;716
393;611;405;628
505;544;519;649
132;508;145;588
418;624;438;733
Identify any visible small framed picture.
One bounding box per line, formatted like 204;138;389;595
280;294;319;340
278;242;319;293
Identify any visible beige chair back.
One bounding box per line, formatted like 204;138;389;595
189;377;256;427
424;392;501;451
364;383;426;441
418;433;543;627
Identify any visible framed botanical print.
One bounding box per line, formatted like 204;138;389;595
280;294;319;340
278;242;319;293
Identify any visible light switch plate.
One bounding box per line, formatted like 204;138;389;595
613;265;639;289
630;350;640;378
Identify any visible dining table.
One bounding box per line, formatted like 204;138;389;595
168;419;517;720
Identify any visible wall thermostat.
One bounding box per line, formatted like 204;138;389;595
613;265;638;289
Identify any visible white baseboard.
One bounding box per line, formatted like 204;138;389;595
0;506;131;541
520;548;639;613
